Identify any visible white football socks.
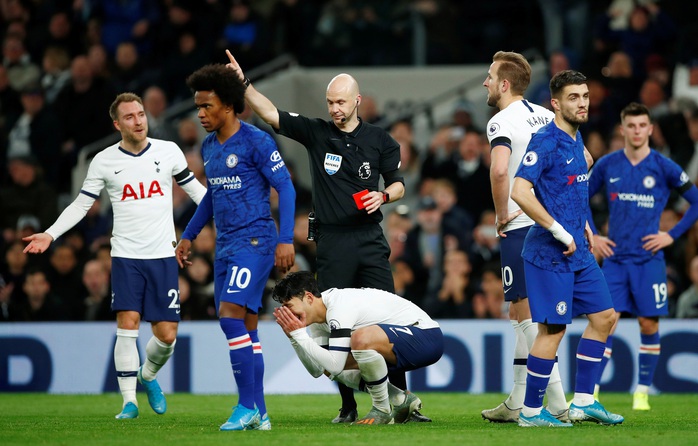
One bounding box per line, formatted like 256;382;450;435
352;349;390;413
142;336;176;381
114;328;139;406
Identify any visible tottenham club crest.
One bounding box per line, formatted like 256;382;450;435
522;151;538;166
324;153;342;175
226;154;239;168
358;162;371;179
328;319;340;331
556;301;567;316
643;175;656;189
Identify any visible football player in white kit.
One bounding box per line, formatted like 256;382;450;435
272;271;443;425
23;92;207;419
481;51;570;423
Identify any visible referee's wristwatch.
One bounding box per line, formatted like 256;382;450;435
381;191;390;204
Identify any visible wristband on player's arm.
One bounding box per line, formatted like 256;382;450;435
548;220;574;246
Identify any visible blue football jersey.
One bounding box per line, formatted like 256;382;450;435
515;122;596;272
201;121;292;258
588;149;690;263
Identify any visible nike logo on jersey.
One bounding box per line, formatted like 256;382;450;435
656;302;667;309
503;287;512;294
389;327;413;336
227;289;241;294
204;159;210;166
566;158;574;164
115;169;124;174
610;177;621;183
176;309;181;314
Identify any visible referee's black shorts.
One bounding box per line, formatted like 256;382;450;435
316;223;394;293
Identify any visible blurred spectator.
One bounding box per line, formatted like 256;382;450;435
601;51;641;128
0;240;30;311
385;206;413;263
638;77;670;119
358;94;383;124
593;2;677;81
0;156;57;242
183;252;215;319
95;243;112;276
177;117;202;153
86;43;111;81
392;258;421;305
536;0;589;63
269;0;320;65
14;268;69;321
161;30;209;103
53;55;116;192
0;273;12;321
74;198;112;253
383;119;421;216
33;11;85;59
473;262;507;319
218;0;269;70
6;83;63;185
440;130;493;223
585;77;615;139
423;249;479;319
89;0;161;57
431;178;473;252
143;85;178;142
177;273;193;321
191;223;216;264
683;109;698;182
80;258;112;321
676;255;698;318
469;209;501;278
402;196;445;302
46;243;86;319
110;41;149;95
40;46;72;104
292;210;317;273
528;50;571;110
673;59;698;106
2;33;40;92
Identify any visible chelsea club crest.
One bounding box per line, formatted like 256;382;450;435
226;154;238;168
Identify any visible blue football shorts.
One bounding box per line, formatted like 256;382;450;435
111;257;180;322
602;257;668;317
500;226;530;302
214;252;274;315
379;324;444;372
524;260;613;324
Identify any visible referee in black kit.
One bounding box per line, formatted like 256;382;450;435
225;50;430;423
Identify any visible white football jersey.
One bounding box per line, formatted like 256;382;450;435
308;287;439;341
81;139;190;259
486;99;554;231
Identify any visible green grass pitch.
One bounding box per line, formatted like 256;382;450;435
2;393;696;446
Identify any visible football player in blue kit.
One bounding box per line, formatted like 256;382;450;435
511;70;623;427
176;64;296;431
588;102;698;410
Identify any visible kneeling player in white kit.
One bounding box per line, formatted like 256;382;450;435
272;271;444;424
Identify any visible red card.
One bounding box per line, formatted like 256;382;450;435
353;189;369;210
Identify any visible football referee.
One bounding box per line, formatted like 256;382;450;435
224;50;431;423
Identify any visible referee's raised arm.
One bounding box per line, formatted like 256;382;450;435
225;49;280;130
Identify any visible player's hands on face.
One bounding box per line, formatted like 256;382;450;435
642;231;673;255
225;49;245;82
497;210;523;237
174;239;193;268
273;305;306;337
275;243;295;274
22;233;52;254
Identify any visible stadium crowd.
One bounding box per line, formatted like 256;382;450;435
2;0;698;322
